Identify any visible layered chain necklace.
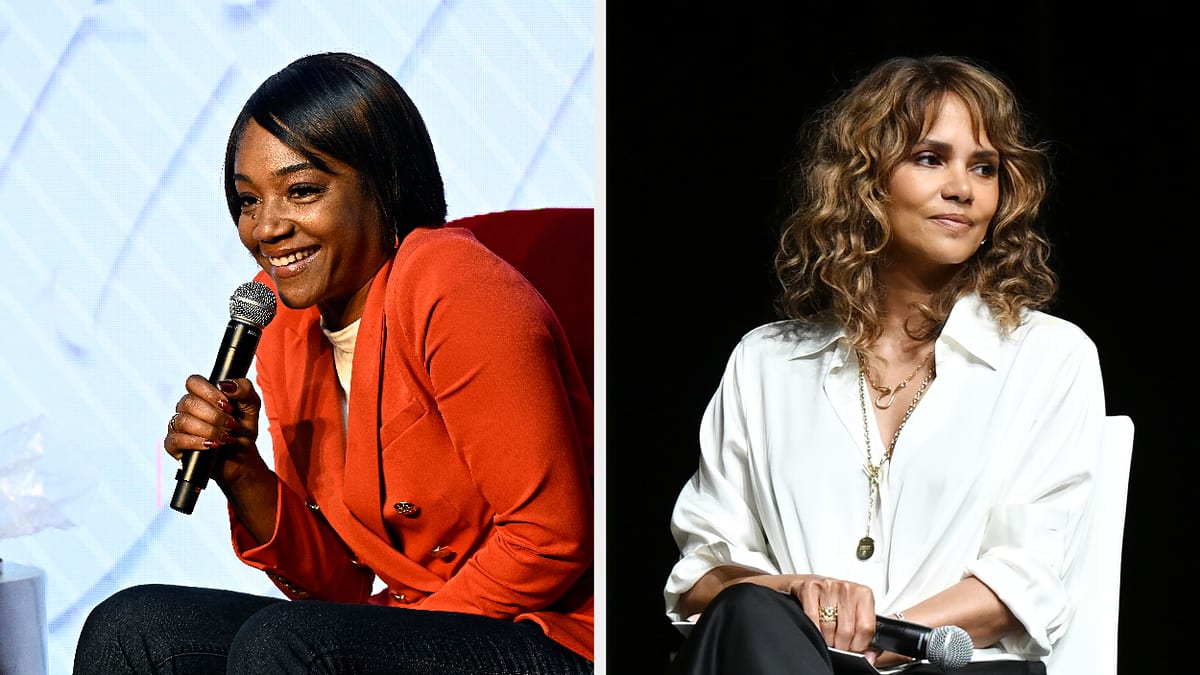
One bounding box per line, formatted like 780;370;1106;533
864;349;934;409
855;350;935;561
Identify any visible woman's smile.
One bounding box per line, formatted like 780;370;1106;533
265;245;321;277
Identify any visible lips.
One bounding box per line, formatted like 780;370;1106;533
931;214;972;231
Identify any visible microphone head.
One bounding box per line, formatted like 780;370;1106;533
229;281;277;328
926;624;973;670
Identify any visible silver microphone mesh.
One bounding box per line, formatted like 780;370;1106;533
229;281;277;328
927;624;974;670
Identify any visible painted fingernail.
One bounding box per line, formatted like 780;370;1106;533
218;380;237;393
220;432;236;445
226;417;243;430
216;399;234;413
203;440;221;449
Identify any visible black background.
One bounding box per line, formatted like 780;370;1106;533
606;4;1186;673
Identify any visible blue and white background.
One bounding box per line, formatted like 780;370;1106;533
0;1;595;672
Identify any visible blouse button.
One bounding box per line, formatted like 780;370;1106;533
393;502;420;517
306;500;320;512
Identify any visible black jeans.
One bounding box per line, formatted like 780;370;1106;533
72;584;593;674
670;584;1047;675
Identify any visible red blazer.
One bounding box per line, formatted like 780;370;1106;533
229;226;594;661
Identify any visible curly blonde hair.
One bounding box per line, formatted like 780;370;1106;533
774;55;1057;354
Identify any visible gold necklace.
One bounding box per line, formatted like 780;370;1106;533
855;356;935;561
862;349;934;409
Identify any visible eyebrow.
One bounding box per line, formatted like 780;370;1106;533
232;162;321;183
916;139;999;162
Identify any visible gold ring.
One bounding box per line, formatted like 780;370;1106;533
169;413;181;433
819;605;838;623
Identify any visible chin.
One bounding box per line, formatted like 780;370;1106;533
936;243;980;266
273;284;316;311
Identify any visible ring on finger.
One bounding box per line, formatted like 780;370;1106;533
169;413;182;433
818;605;838;623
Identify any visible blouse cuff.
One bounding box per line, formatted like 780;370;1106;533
965;553;1068;657
664;546;777;621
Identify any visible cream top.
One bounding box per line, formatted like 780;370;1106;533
321;318;360;432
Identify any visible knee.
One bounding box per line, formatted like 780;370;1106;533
228;601;321;673
78;584;171;643
230;601;292;648
74;585;178;674
233;600;322;642
705;583;797;624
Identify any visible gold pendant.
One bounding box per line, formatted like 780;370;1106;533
874;391;896;409
856;536;875;560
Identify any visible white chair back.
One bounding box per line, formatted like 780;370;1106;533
1046;414;1134;675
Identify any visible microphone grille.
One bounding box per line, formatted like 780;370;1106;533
926;624;973;670
229;281;277;328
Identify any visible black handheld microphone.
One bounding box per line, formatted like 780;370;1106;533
872;615;974;670
170;281;277;515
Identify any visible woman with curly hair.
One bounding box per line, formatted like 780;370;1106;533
665;55;1105;674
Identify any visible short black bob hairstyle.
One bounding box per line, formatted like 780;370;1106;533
223;51;448;241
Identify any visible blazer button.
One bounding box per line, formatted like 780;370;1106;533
390;591;409;603
349;556;364;567
306;500;320;512
430;546;456;561
393;502;420;517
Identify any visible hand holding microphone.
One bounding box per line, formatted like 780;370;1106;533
168;281;277;514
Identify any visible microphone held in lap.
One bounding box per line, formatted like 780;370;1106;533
872;615;974;670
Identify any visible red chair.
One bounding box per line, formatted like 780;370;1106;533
450;208;594;399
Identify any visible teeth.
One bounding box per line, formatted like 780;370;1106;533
268;248;315;267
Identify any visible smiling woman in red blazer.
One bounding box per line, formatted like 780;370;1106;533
73;52;594;675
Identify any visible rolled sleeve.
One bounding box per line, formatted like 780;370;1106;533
964;328;1104;656
665;343;779;620
965;502;1072;655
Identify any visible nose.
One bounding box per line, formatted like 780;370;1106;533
251;198;292;244
941;165;974;204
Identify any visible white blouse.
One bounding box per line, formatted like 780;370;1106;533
664;294;1106;660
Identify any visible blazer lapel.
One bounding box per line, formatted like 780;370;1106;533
328;253;447;592
274;305;341;490
341;256;392;535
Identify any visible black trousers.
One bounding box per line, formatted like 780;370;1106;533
669;584;1047;675
73;583;593;674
